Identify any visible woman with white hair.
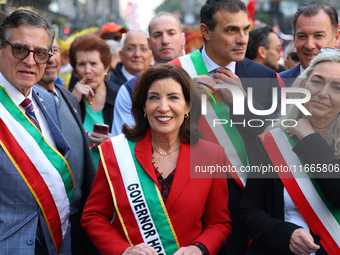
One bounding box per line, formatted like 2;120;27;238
239;49;340;255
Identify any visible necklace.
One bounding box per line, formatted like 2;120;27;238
153;145;180;156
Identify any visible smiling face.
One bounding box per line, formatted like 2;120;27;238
201;9;250;67
304;61;340;126
294;10;340;69
39;39;61;90
144;78;190;140
75;50;109;90
119;31;153;75
0;24;50;96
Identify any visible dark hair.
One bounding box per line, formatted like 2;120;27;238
246;26;274;60
293;2;338;34
0;9;54;48
123;63;201;145
69;34;111;71
200;0;247;31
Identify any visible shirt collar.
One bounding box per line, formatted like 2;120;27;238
299;64;305;75
202;45;236;74
0;72;33;105
121;66;136;81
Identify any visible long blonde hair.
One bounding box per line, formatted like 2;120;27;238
267;50;340;159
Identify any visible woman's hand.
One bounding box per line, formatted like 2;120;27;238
89;131;111;148
173;245;203;255
286;119;315;140
289;228;320;255
71;75;95;102
122;243;158;255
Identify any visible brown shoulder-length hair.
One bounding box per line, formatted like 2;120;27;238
69;34;111;71
123;63;201;145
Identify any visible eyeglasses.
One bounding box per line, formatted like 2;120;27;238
6;40;53;64
101;34;122;41
266;46;281;54
124;46;149;53
288;52;299;62
51;47;60;55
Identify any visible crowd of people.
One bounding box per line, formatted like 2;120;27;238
0;0;340;255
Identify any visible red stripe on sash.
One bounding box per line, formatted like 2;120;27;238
0;119;63;250
276;73;286;88
261;132;340;254
100;141;144;244
169;58;182;67
199;116;244;189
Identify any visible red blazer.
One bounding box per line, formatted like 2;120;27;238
81;130;232;255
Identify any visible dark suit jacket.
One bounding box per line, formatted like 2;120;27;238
106;62;128;93
79;82;117;131
0;86;71;255
238;133;340;255
82;130;232;255
214;58;280;255
279;64;301;87
56;85;96;202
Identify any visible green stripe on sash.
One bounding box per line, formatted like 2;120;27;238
189;50;249;167
189;50;209;76
0;85;74;203
285;132;340;224
127;140;179;255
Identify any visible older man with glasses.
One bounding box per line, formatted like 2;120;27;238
0;9;74;255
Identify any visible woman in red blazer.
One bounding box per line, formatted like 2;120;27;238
81;64;232;255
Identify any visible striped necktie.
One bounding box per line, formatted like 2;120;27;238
21;98;41;132
213;67;230;73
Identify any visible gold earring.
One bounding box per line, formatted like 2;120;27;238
184;113;189;119
144;112;147;118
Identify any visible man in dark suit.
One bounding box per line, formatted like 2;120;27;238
36;38;97;255
280;2;339;86
170;0;280;254
0;10;73;254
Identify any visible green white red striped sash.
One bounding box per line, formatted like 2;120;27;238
0;84;74;252
170;50;248;188
100;134;180;255
261;128;340;254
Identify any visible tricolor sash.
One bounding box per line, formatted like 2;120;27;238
0;84;74;252
100;134;180;255
261;128;340;254
170;50;248;188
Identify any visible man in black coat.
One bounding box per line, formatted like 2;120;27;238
35;38;97;255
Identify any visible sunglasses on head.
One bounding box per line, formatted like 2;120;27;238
317;47;340;55
288;52;299;62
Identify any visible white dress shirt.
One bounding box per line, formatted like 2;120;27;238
0;73;57;148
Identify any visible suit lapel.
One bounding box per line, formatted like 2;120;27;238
235;59;250;78
135;130;158;184
135;130;197;212
166;142;192;211
32;88;70;158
